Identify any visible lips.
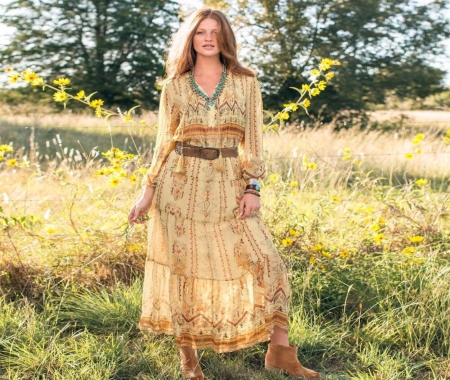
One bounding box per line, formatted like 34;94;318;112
202;44;215;48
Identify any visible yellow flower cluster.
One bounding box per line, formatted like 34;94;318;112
302;156;318;171
415;178;428;187
0;143;14;162
96;147;138;187
405;133;425;160
264;58;339;132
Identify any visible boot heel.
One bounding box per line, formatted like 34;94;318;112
265;363;283;373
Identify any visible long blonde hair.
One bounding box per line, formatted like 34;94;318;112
164;8;255;80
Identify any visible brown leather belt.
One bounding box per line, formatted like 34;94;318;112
175;142;238;160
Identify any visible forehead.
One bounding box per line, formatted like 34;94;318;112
196;18;220;30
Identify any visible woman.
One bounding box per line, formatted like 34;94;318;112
128;8;320;380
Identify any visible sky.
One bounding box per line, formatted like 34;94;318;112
1;0;449;85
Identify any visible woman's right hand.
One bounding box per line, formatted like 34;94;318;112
128;186;156;225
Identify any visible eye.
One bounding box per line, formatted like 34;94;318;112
196;31;204;34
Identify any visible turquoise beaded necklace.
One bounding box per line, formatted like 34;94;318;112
189;65;227;111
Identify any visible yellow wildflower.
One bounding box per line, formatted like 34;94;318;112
330;195;341;203
281;238;293;247
342;148;351;154
283;102;298;111
312;243;324;252
3;67;14;72
371;223;381;232
447;129;450;136
325;72;335;81
311;69;320;77
319;59;331;71
269;173;280;182
53;78;71;86
409;235;424;243
90;99;104;108
75;90;85;99
95;107;102;118
108;176;121;187
339;249;349;258
22;71;38;82
95;168;106;176
318;80;327;91
302;99;311;108
416;148;422;155
373;234;384;243
343;155;352;161
414;133;425;141
415;178;428;187
129;175;137;183
289;229;299;236
272;124;279;131
321;251;333;259
139;120;146;125
46;227;56;234
6;159;17;167
53;91;67;102
124;113;132;122
402;246;416;256
128;244;140;251
302;84;310;92
307;162;317;170
309;257;316;265
31;77;44;86
262;125;267;132
289;180;298;187
9;74;20;83
302;156;309;163
0;144;14;153
405;153;414;160
311;88;320;96
277;112;289;120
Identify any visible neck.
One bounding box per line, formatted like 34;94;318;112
194;55;223;75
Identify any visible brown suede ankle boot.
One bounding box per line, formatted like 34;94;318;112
265;343;320;379
179;346;204;380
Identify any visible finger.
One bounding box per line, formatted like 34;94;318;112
239;198;245;217
128;207;136;223
244;207;254;218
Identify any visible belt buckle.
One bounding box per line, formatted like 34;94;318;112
199;147;220;160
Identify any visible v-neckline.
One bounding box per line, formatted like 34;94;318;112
192;74;220;98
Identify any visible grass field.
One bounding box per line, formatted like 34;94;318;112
1;110;450;379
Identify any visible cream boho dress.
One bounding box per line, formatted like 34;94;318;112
139;71;291;353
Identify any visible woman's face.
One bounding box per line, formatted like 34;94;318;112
193;18;221;59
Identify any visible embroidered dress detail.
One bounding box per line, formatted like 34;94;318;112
140;73;289;353
189;65;227;111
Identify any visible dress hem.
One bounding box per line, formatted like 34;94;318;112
138;310;288;353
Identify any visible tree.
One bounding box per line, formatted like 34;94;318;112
238;0;450;124
0;0;179;109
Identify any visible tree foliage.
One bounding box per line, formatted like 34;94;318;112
239;0;450;123
0;0;179;109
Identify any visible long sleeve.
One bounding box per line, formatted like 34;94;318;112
142;82;180;187
241;76;265;179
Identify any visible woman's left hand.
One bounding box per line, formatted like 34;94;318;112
237;193;260;219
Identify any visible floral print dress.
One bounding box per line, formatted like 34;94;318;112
139;71;291;353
